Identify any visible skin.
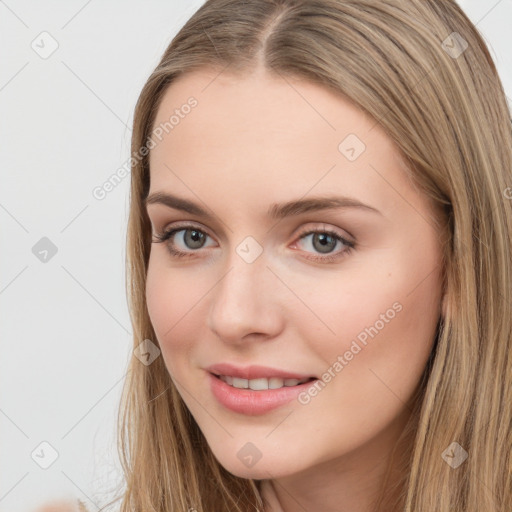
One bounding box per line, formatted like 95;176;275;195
145;66;446;512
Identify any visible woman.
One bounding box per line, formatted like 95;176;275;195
98;0;512;510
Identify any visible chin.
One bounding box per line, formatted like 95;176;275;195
221;461;282;480
210;449;299;480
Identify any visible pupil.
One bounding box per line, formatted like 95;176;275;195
186;229;204;248
314;233;335;253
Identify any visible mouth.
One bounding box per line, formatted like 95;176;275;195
208;371;320;415
210;372;317;391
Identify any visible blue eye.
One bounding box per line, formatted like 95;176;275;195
152;223;355;263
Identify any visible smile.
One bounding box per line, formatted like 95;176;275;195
217;375;315;390
209;372;319;415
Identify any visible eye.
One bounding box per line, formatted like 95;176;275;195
292;226;355;263
151;223;355;263
151;223;215;259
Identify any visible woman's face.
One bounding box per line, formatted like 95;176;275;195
145;67;445;480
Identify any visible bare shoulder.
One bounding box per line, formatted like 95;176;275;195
32;499;89;512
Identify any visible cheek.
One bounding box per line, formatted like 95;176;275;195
283;262;401;346
145;259;170;337
340;273;440;404
308;247;442;389
145;256;211;373
145;259;189;359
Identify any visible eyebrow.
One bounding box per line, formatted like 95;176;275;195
144;192;382;219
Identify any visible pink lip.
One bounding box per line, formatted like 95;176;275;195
208;372;319;415
204;362;316;380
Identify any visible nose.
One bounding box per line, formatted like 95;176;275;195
206;247;284;344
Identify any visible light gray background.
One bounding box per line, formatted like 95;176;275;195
1;1;510;511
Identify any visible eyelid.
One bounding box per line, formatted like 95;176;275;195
154;220;352;242
293;223;354;245
157;221;216;242
152;220;355;261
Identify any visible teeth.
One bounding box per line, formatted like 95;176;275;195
219;375;311;390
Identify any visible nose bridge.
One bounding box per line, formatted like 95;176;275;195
207;236;282;341
215;238;269;313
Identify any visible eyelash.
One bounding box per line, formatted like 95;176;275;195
151;222;355;263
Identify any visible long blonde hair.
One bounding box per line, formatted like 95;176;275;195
102;1;512;510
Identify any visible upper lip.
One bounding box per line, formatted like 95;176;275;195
205;363;316;380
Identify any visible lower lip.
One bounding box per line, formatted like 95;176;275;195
208;372;318;415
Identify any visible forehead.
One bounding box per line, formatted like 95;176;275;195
150;67;382;159
146;68;428;223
